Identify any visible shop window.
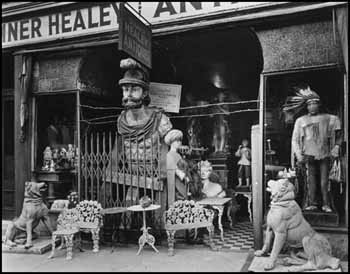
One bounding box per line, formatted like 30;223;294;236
264;66;346;227
34;94;77;171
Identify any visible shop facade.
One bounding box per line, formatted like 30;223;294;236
2;2;348;254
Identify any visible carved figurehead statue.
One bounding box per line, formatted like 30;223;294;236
103;58;173;216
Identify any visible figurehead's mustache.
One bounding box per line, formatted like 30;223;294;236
122;97;143;108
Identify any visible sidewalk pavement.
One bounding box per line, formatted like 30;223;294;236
2;243;251;272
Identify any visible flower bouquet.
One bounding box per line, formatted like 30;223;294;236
165;200;214;227
76;200;104;228
57;208;80;231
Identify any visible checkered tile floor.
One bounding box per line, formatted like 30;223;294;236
203;221;254;251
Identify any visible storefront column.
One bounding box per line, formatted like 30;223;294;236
252;74;265;250
14;54;33;216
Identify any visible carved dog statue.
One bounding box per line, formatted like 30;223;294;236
254;178;340;271
4;181;53;249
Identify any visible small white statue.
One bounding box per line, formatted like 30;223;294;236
42;146;52;171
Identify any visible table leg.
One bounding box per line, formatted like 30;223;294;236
137;211;159;255
245;194;252;222
226;202;233;228
213;205;224;241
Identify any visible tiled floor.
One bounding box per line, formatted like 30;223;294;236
203;221;254;251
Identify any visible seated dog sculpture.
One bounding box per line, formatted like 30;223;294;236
4;181;53;249
254;178;340;271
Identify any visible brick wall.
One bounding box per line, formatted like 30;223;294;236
256;20;344;72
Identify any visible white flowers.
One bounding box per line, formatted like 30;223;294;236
76;200;104;224
165;200;213;225
57;208;80;230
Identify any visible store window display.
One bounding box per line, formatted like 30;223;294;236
283;84;342;212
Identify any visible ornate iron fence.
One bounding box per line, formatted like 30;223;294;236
79;129;165;230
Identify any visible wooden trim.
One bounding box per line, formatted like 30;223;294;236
261;63;344;76
2;2;76;17
31;96;36;173
33;90;78;96
344;74;348;228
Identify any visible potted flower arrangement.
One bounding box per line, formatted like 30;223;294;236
164;200;214;228
76;200;104;229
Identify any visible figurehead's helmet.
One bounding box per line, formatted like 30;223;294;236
118;58;149;90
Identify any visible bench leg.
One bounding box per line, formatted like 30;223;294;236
166;230;176;256
48;234;57;259
65;235;74;260
91;228;100;252
207;225;217;251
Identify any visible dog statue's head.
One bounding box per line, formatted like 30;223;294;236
266;178;295;203
24;181;47;199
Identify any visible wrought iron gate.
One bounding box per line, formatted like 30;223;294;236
79;129;165;230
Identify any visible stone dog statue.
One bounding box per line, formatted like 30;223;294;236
4;181;53;249
254;178;340;271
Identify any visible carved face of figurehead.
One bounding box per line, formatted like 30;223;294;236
121;84;146;109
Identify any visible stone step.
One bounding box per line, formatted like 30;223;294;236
2;237;58;255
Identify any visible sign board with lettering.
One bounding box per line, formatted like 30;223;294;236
118;3;152;68
2;2;277;49
149;82;182;113
2;3;120;49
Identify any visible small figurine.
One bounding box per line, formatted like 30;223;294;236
235;139;251;188
66;144;75;167
49;160;55;172
52;148;59;164
42;146;52;171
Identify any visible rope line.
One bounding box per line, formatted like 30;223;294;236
78;100;258;111
80;108;259;124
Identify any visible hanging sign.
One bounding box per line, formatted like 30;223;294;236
118;3;152;68
149;82;182;113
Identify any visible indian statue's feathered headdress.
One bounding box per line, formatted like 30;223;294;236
282;85;320;119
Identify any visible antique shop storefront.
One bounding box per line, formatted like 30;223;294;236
2;2;348;255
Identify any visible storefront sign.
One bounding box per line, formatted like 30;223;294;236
118;3;152;68
149;82;182;113
129;2;272;23
2;3;120;48
2;2;274;48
